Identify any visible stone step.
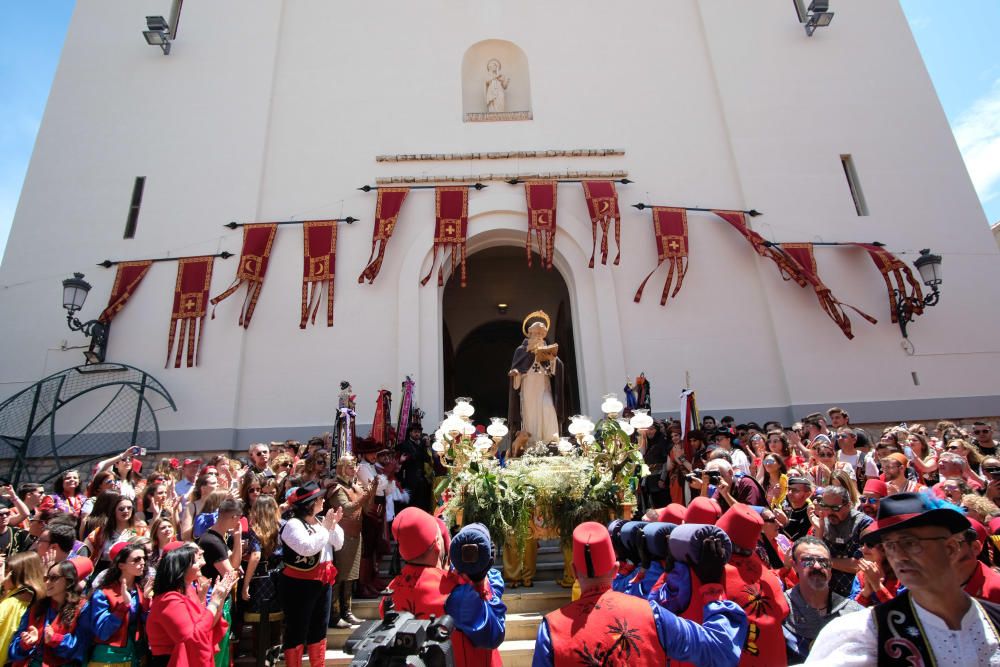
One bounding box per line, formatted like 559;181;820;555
350;581;571;618
326;611;545;648
293;639;537;666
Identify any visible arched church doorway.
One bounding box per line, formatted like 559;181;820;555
442;246;580;427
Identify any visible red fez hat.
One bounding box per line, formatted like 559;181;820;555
183;458;202;467
716;503;764;553
109;542;131;563
573;522;616;578
862;479;889;498
162;540;187;553
658;503;686;525
684;497;722;525
68;556;94;582
990;516;1000;536
968;518;988;545
393;507;440;561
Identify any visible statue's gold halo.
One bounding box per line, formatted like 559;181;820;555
522;310;551;336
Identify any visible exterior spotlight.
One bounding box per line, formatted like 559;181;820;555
497;302;509;314
143;15;172;54
794;0;835;36
61;273;110;365
894;249;942;339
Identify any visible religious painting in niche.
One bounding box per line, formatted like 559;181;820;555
462;39;532;122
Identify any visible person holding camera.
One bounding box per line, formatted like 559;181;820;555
533;521;747;667
278;481;344;667
381;508;506;667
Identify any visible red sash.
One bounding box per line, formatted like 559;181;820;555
383;565;501;667
545;586;666;667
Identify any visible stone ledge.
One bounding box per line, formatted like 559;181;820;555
463;110;533;122
375;148;625;163
373;170;628;185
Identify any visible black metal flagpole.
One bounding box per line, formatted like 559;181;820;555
98;251;234;268
632;203;762;217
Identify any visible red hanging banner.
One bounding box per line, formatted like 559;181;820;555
99;260;152;324
421;187;470;287
582;181;622;267
209;223;277;328
634;207;690;305
166;256;214;368
301;220;338;328
358;188;409;285
781;243;877;340
853;243;924;323
524;181;557;269
712;210;807;286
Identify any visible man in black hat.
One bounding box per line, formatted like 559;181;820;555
398;422;433;512
807;492;1000;665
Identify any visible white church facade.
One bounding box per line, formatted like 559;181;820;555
2;1;999;453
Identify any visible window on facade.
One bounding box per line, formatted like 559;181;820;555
123;177;146;239
840;155;868;216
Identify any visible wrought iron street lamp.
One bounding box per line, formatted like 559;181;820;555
61;273;110;364
894;249;942;339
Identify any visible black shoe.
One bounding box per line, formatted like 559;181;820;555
342;613;363;626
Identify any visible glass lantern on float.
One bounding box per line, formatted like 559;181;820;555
629;409;653;431
568;415;596;454
600;393;625;418
486;417;508;451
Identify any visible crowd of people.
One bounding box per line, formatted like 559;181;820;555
0;409;997;666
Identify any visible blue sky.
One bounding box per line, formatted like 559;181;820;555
0;2;999;259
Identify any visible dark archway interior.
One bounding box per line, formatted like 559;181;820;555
442;245;580;428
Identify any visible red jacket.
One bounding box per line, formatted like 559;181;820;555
147;590;227;667
545;586;666;667
965;561;1000;604
382;564;501;667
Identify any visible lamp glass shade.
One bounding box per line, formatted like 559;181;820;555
473;434;492;450
601;394;624;415
557;438;574;454
914;249;942;286
617;419;635;436
629;409;654;430
486;418;508;438
582;434;596;446
441;413;465;434
461;422;477;436
62;273;91;312
453;398;475;418
431;440;445;453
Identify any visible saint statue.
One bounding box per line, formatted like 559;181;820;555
508;310;566;449
485;58;509;113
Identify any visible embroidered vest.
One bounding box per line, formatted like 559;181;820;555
279;519;323;577
94;584;145;648
383;564;501;667
875;590;1000;666
544;587;666;667
22;602;83;667
720;555;789;666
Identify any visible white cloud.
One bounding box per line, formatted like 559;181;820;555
953;79;1000;207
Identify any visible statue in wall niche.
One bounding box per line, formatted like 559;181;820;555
485;58;509;112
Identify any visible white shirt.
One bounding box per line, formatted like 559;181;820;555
280;517;345;564
805;595;1000;666
837;451;878;480
730;448;751;476
357;460;390;495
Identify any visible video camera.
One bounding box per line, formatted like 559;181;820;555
687;468;722;485
344;595;455;667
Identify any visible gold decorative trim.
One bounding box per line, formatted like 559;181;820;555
376;148;625;163
374;170;628;185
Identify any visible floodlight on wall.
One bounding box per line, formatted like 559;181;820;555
143;16;172;54
793;0;835;37
894;249;943;339
61;273;111;365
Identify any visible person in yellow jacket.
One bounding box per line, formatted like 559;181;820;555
0;552;46;666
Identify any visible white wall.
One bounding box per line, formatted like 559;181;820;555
2;0;999;451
